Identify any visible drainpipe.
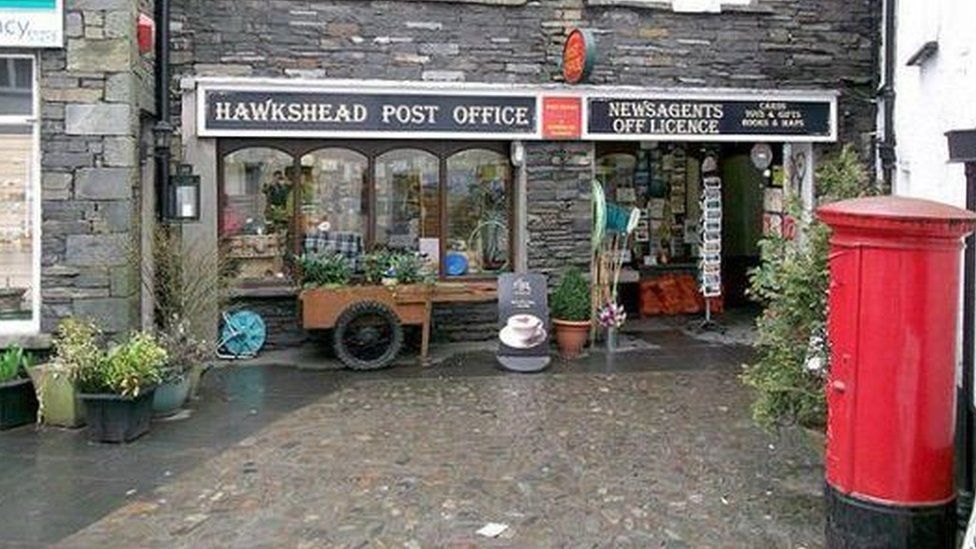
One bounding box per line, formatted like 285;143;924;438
948;130;976;530
961;162;976;529
153;0;172;220
878;0;897;188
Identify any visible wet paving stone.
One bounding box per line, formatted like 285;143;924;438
51;334;825;548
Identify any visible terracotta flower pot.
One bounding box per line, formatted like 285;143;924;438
553;318;591;359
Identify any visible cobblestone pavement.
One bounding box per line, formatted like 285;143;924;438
57;335;824;548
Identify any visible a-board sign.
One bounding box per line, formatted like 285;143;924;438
497;273;551;373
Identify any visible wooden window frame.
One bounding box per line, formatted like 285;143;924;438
217;139;513;282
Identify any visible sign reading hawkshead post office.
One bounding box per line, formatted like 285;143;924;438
0;0;63;48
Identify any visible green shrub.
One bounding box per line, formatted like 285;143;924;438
742;145;878;429
53;317;102;380
387;253;433;285
297;252;352;287
361;250;393;284
76;332;167;397
551;267;592;322
0;345;30;382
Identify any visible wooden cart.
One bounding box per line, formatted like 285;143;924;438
300;282;496;369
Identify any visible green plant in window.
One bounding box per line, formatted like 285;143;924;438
551;267;592;322
297;252;352;288
0;345;30;383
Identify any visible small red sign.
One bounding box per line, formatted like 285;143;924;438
138;14;155;55
562;28;594;84
542;96;582;140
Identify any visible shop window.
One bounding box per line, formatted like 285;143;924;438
0;56;37;334
445;149;511;277
0;58;32;116
596;153;637;205
374;149;439;252
221;147;295;282
299;148;368;260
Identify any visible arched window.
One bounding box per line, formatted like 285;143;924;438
445;149;511;276
299;148;368;260
220;147;294;281
374;149;439;251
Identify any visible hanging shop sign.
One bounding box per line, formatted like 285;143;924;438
586;97;835;142
497;273;551;373
542;96;582;139
0;0;63;47
562;28;597;84
200;89;539;139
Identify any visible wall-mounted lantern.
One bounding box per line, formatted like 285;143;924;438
165;164;200;222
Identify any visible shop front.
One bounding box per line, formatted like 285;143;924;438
177;78;836;349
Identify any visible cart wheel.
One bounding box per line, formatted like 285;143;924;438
333;301;404;370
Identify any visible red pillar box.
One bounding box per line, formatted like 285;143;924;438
819;196;976;547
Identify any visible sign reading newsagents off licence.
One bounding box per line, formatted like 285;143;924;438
497;273;551;373
0;0;63;48
587;98;834;140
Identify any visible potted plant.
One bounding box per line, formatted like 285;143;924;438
153;317;209;417
597;301;627;353
28;318;97;428
0;345;38;429
139;225;231;400
76;332;167;443
551;267;592;359
296;252;352;288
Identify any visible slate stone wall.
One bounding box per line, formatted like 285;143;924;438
38;0;154;336
169;0;878;145
163;0;878;345
525;141;595;276
230;295;307;349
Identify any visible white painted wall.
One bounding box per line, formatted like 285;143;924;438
891;0;976;206
888;0;976;398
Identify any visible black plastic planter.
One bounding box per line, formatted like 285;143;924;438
80;389;155;443
0;378;38;430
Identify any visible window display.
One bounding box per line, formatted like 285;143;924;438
220;143;512;283
375;149;439;252
221;147;294;282
446;149;510;277
300;149;368;266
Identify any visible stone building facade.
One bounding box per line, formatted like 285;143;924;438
0;0;155;347
2;0;880;347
